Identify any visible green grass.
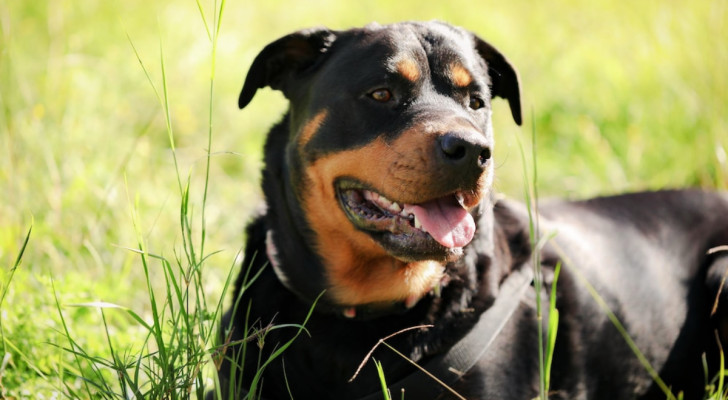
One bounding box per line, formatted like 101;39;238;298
1;0;727;398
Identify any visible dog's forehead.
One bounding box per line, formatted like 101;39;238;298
335;22;483;75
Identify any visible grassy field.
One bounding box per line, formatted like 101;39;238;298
1;0;727;398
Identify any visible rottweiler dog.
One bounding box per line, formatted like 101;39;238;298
215;21;728;399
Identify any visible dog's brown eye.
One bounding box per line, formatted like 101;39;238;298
370;88;392;102
469;96;484;110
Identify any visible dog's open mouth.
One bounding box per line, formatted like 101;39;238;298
336;179;476;261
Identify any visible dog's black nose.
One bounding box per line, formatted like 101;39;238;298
438;133;491;169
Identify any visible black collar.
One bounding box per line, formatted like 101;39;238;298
355;264;534;399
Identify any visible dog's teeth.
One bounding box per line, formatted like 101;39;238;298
414;215;422;230
363;190;401;213
456;193;465;207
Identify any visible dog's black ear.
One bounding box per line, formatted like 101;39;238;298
473;36;522;126
239;28;336;109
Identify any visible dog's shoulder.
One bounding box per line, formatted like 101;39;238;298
491;198;534;265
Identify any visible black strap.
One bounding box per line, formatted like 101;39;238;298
357;265;534;400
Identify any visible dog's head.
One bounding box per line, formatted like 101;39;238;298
240;22;521;309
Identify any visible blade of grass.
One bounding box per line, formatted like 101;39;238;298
516;108;549;400
529;109;548;400
199;0;226;260
99;308;130;399
1;221;31;307
157;31;183;195
206;249;242;348
68;301;153;332
713;331;725;400
124;174;170;385
1;220;32;357
373;359;392;400
194;0;213;41
1;337;46;379
544;261;561;394
51;279;94;398
281;357;295;400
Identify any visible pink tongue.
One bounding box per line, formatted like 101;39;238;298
408;197;476;248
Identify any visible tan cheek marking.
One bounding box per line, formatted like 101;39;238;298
450;63;472;87
397;58;421;82
301;136;446;305
298;109;328;149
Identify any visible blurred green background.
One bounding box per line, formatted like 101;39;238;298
1;0;726;397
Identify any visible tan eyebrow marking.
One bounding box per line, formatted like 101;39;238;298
397;58;421;82
450;63;472;87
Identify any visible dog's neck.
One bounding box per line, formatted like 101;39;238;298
260;114;332;305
